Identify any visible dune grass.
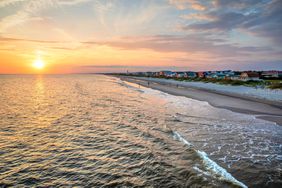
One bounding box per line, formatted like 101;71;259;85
159;77;282;90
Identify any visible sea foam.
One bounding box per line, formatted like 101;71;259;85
173;131;248;188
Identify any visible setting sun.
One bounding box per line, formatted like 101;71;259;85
33;59;45;70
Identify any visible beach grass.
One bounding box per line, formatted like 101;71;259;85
114;74;282;90
148;76;282;90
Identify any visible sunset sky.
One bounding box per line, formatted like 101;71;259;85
0;0;281;74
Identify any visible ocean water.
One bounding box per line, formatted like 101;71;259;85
0;74;281;187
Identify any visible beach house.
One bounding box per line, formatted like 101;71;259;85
197;72;205;78
261;71;282;79
175;72;186;78
205;72;221;79
240;71;260;81
159;71;176;77
215;72;226;79
230;71;242;80
185;71;197;78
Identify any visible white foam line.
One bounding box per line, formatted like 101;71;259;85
173;131;248;188
173;131;194;147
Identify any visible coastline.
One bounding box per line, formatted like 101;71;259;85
117;76;282;126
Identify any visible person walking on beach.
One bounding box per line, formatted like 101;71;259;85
148;81;150;86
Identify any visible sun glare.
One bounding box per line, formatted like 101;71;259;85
33;59;45;70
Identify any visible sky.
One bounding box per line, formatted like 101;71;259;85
0;0;281;74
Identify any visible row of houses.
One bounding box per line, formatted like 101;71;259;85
127;70;282;81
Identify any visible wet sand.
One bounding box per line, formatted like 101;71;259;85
118;76;282;126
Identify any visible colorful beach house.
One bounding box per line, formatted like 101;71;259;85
197;72;205;78
159;71;176;77
240;71;260;81
230;71;242;80
185;71;197;78
205;72;222;79
176;72;186;78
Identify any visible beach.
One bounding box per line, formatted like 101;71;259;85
118;76;282;126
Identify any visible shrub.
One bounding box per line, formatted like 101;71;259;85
268;82;282;89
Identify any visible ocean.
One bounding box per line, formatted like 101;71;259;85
0;74;281;187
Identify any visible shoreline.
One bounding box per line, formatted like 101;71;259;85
117;76;282;126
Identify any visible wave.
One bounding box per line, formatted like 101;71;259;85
172;131;247;188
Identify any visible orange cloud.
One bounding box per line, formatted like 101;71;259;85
169;0;206;10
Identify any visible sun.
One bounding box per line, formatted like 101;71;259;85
33;59;45;70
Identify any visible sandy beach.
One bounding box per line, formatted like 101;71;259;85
118;76;282;126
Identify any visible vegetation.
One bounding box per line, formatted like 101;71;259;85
111;73;282;90
266;80;282;89
151;76;281;90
